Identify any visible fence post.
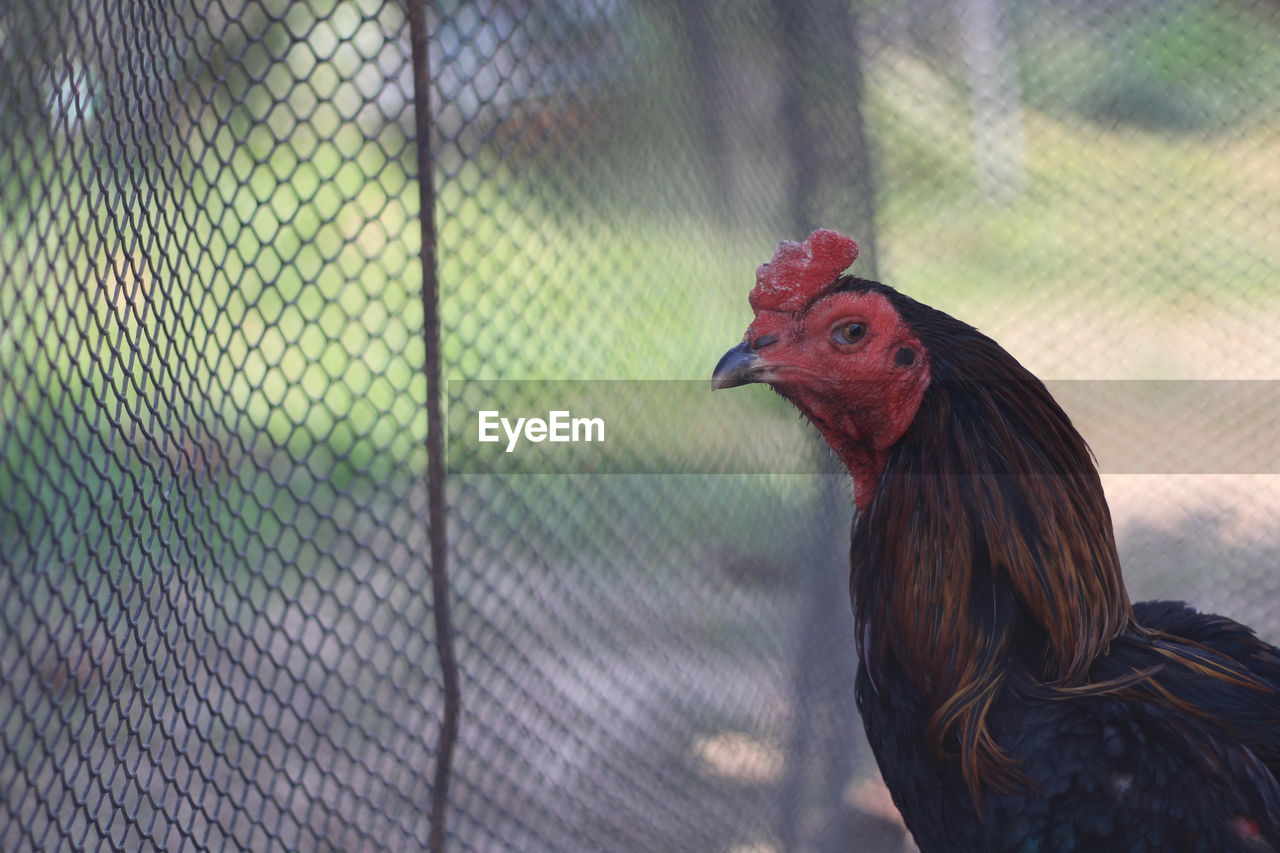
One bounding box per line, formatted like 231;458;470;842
406;2;460;850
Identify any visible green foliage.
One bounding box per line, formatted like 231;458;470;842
6;0;1280;573
1014;0;1280;130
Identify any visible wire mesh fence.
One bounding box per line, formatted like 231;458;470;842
2;0;1280;851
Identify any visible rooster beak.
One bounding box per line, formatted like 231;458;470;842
712;341;765;390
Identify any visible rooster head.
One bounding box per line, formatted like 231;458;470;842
712;229;931;508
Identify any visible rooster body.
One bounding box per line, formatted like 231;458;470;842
860;600;1280;851
714;231;1280;851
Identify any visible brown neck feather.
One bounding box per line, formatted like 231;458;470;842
830;280;1277;808
850;316;1134;801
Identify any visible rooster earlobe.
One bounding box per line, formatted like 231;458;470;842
749;229;859;314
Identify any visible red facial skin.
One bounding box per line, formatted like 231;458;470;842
745;290;931;512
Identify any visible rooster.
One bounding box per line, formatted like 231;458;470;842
712;230;1280;852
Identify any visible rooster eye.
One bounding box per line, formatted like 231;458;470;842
833;322;867;345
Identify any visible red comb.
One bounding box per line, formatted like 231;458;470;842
749;229;860;313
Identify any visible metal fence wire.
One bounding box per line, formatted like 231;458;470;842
3;0;1280;851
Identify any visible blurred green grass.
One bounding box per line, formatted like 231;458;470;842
4;0;1280;560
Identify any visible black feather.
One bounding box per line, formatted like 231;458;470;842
829;278;1280;851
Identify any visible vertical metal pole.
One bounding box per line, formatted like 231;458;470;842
406;2;460;850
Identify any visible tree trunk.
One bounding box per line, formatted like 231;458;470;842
770;5;880;847
675;0;734;221
772;0;879;276
957;0;1026;201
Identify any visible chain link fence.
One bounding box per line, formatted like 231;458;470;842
3;1;1279;850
